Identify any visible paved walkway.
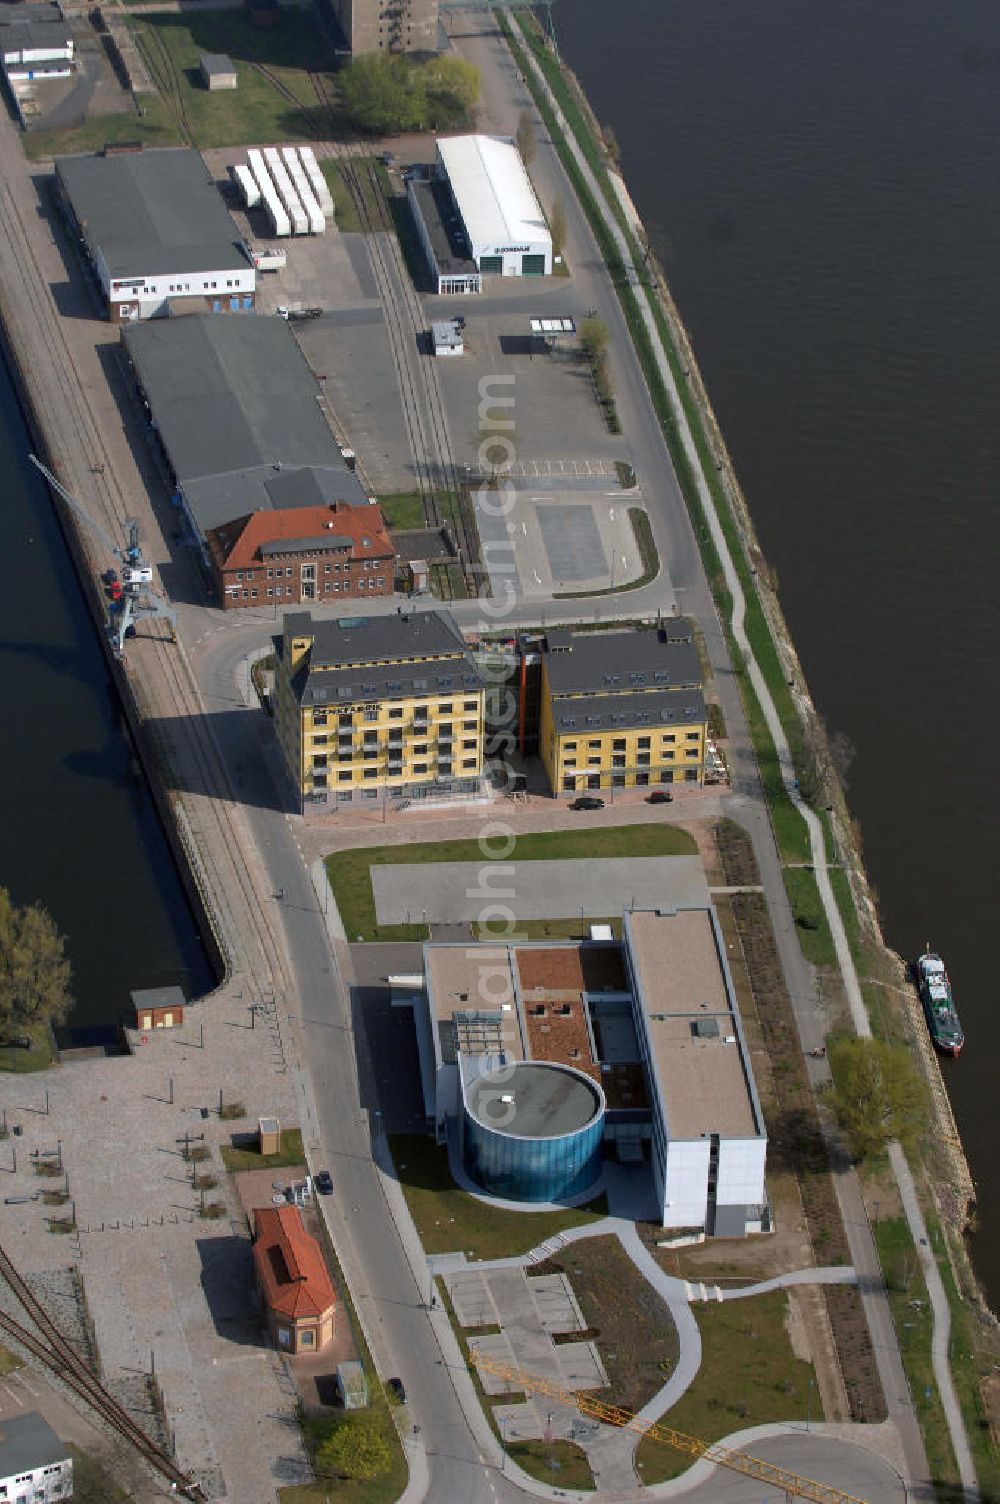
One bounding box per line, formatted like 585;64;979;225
517;18;977;1501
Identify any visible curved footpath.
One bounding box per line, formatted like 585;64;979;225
513;16;978;1501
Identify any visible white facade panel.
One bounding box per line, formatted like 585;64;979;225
660;1138;711;1229
715;1137;767;1209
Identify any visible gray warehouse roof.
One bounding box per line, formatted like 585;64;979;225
56;148;248;280
0;3;65;28
1;20;70;50
123;315;368;533
0;1412;69;1478
465;1061;603;1138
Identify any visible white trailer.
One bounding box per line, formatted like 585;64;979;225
247;151;290;236
233;163;260;209
265;146;307;236
299;146;334;219
282;147;324;235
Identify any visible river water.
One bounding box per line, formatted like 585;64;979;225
0;352;213;1045
555;0;1000;1305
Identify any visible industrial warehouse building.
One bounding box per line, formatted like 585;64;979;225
122;314;371;589
413;902;767;1233
408;134;552;293
539;624;709;794
273;609;485;807
0;2;73;80
55;147;254;321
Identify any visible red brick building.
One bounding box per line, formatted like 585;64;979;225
206;502;395;610
252;1204;337;1354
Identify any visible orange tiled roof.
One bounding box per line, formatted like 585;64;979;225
252;1204;337;1320
208;502;394;572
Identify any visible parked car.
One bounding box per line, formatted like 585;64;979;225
647;790;674;804
570;796;605;811
387;1377;407;1403
314;1170;334;1196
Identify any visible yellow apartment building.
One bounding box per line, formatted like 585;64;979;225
273;610;485;808
539;625;708;795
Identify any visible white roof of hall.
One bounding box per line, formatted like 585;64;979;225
437;134;550;250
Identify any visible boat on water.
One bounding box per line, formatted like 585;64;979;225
916;947;964;1056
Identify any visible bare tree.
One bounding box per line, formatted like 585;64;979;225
549;195;567;258
516;109;536;166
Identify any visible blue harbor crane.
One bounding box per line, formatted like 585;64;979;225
29;454;177;656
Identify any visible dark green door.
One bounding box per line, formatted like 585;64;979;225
479;255;502;274
521;253;546;276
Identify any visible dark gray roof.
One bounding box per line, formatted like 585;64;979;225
551;687;706;735
409;175;479;277
545;627;702;698
124;316;368;533
131;986;185;1010
465;1062;603;1138
0;4;65;28
0;1413;70;1477
260;533;353;556
1;20;70;50
56;148;248;280
200;51;234;73
285;610;482;707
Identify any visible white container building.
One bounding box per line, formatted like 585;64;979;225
248;150;291;238
282;147;324;235
265;146;307;236
233;163;260;209
299;145;334;220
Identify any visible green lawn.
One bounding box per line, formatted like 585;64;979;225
327;824;696;942
389;1134;607;1259
634;1291;819;1483
27;10;341;160
0;1345;23;1377
782;868;836;968
220;1127;304;1173
508;1438;594;1490
0;1021;55;1074
378;491;430;530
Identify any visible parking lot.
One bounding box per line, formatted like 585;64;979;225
475;479;646;599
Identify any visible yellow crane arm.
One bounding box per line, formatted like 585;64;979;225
473;1352;870;1504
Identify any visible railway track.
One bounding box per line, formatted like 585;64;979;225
134;23;193;145
0;1246;203;1498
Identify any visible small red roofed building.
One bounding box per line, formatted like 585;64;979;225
252;1204;337;1353
206;501;395;610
